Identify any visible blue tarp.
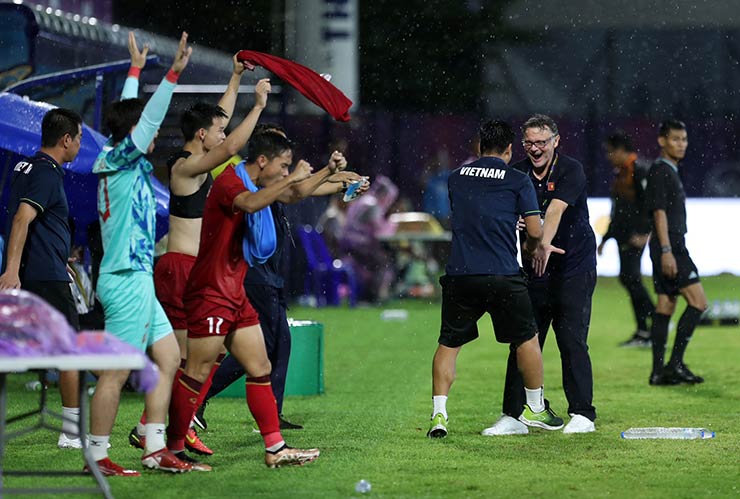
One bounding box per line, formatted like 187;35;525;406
0;92;170;244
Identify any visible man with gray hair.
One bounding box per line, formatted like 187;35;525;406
492;114;598;435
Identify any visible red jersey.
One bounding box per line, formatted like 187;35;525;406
184;166;249;308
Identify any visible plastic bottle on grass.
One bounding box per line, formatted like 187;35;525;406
380;309;408;321
621;427;714;439
355;479;372;493
25;380;44;391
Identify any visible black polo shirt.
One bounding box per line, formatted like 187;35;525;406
513;152;597;278
5;152;71;282
645;157;687;239
244;202;288;289
446;156;540;276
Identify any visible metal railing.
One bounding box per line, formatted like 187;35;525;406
5;55;159;131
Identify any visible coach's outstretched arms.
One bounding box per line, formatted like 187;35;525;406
532;199;566;276
234;160;313;214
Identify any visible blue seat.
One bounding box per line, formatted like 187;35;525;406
297;225;358;307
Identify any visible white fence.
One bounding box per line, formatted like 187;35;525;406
589;198;740;276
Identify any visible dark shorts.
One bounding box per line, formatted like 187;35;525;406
22;280;80;331
650;244;700;296
438;274;537;348
245;284;290;353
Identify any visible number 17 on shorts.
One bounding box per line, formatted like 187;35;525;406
206;316;225;335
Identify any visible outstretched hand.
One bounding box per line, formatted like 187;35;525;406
128;32;149;69
170;32;193;74
532;243;565;277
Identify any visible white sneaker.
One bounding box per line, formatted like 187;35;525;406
481;415;529;436
563;414;595;434
58;432;82;449
58;433;111;449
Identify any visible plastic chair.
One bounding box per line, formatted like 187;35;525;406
297;225;358;307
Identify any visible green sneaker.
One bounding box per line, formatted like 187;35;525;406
427;413;448;438
518;400;564;430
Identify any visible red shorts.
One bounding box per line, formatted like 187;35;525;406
185;294;260;338
154;252;196;330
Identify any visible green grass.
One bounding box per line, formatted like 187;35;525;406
4;276;740;498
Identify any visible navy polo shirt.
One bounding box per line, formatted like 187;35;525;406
244;202;287;289
5;152;71;282
446;156;540;276
513;152;596;278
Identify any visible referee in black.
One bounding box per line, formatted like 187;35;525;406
427;119;563;439
0;108;84;448
645;119;708;385
501;114;598;434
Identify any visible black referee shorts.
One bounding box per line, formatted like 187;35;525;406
438;273;537;348
22;280;80;331
650;243;700;296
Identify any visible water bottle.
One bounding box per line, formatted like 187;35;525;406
355;479;372;494
380;309;408;321
25;380;44;391
621;427;715;439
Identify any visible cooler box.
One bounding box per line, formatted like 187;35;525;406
216;320;324;397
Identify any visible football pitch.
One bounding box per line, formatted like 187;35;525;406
3;276;739;498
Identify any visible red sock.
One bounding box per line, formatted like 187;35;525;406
139;411;147;425
246;375;282;448
167;373;202;451
195;354;226;408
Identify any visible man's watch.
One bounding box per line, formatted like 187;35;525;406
661;245;672;254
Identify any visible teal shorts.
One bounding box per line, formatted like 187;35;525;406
97;270;173;351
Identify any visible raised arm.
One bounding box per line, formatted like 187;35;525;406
122;31;149;100
130;32;192;153
233;161;313;213
217;54;249;126
176;79;271;177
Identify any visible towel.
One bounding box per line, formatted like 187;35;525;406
236;50;352;122
234;161;276;266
